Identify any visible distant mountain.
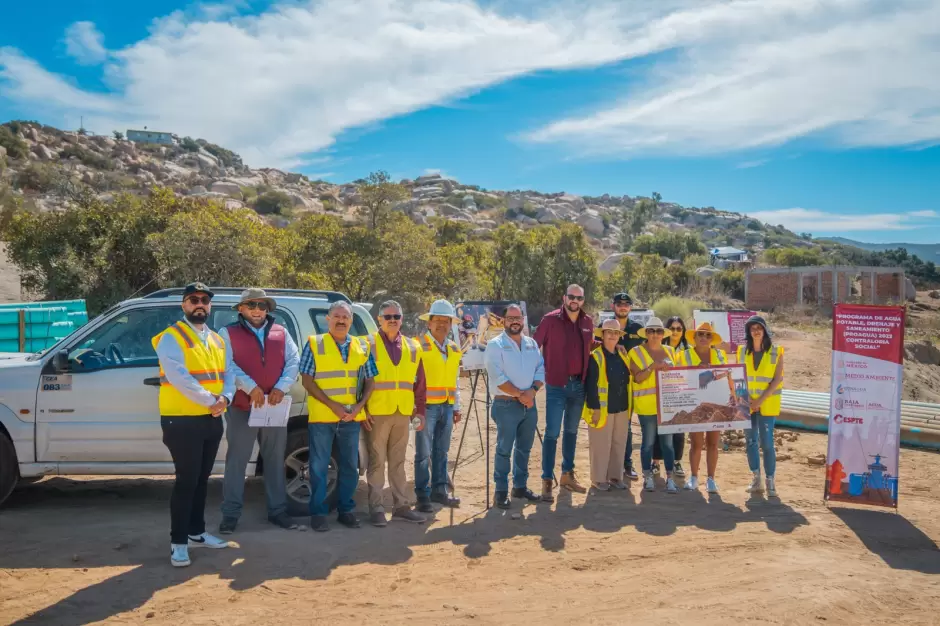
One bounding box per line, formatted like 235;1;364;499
820;237;940;260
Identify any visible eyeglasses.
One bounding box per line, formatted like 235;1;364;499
669;326;684;332
381;314;403;321
505;316;524;322
696;331;713;338
242;301;270;311
646;328;665;335
185;295;211;305
566;294;584;301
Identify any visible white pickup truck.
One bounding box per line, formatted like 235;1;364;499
0;288;378;515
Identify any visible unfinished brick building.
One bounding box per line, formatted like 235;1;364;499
745;266;905;311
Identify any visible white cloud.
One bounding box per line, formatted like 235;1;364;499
747;208;937;233
526;0;940;156
736;159;768;169
64;21;108;65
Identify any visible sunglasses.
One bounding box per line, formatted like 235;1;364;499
696;331;713;338
669;326;684;332
185;295;211;305
646;328;665;335
566;294;585;301
241;301;270;311
381;314;403;321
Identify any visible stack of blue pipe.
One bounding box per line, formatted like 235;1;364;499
0;300;88;353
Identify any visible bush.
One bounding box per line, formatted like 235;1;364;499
254;190;293;215
0;126;29;160
180;136;201;152
652;296;706;323
632;230;707;260
59;145;115;170
14;163;58;192
713;269;745;300
197;140;242;168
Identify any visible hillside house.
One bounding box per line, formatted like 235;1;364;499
126;130;176;145
710;246;749;268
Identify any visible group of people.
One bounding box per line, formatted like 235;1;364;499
153;282;784;568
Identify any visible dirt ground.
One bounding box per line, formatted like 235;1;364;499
2;370;939;625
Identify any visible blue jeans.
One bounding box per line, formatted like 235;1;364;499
492;399;537;492
414;402;455;501
542;379;584;479
638;414;675;473
308;421;361;516
746;412;776;476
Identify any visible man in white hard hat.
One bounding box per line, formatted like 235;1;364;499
414;299;463;511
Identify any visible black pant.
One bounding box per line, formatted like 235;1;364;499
161;415;223;544
653;433;685;462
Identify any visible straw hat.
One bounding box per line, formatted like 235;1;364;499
637;316;665;339
685;321;723;346
593;318;626;338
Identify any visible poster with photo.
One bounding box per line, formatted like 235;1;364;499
656;364;751;434
693;309;756;353
596;309;653;328
454;301;529;371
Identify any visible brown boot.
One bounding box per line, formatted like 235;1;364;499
541;479;554;502
560;471;587;494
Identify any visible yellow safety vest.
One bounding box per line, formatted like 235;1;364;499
676;347;728;367
629;344;675;415
366;332;420;416
307;334;371;423
419;333;461;405
582;347;631;429
736;345;784;416
152;321;226;416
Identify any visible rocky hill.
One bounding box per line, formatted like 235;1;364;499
0;121;836;262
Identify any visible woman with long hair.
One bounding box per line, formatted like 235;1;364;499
737;316;784;497
650;316;689;478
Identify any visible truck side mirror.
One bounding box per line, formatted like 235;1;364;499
52;350;71;373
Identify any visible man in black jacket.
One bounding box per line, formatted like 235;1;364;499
611;293;644;480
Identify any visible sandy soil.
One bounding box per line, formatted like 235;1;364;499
2;372;939;625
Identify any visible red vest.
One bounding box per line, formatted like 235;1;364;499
227;320;287;411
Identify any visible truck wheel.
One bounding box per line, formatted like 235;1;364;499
284;427;339;517
0;434;19;508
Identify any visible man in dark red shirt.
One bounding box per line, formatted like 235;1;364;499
533;284;594;502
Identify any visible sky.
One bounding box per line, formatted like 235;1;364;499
1;0;938;245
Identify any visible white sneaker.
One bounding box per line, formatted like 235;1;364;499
170;544;190;567
665;478;678;494
188;532;230;549
684;476;699;491
766;477;777;498
706;477;720;494
747;472;764;493
643;473;655;492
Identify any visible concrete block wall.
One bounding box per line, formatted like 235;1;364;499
746;272;799;310
746;266;904;310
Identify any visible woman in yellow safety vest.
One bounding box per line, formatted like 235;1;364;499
582;319;632;491
736;316;784;498
659;316;691;477
628;317;679;494
675;321;729;494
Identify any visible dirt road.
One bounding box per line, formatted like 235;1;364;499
2;383;939;625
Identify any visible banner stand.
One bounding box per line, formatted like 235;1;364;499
450;370;491;507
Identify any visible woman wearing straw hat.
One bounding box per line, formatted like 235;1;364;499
628;317;679;493
583;319;632;491
675;321;729;494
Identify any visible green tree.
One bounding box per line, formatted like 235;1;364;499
631;230;706;260
632;254;674;303
358;170;409;230
254;190;293;215
620;198;656;249
113;131;125;141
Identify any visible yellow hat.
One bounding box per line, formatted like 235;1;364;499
685;321;723;346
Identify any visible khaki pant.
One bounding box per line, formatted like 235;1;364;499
588;410;630;484
366;412;411;514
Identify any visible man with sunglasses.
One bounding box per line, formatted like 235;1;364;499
611;293;645;480
533;284;594;501
217;289;300;534
364;300;428;527
153;282;235;567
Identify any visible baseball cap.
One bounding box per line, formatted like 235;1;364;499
612;293;633;305
182;282;215;299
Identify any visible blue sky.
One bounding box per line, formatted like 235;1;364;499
1;0;938;244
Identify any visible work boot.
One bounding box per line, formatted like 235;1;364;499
766;476;778;498
416;498;434;513
310;515;330;532
511;487;541;502
494;491;511;509
430;491;461;508
747;471;764;494
218;517;238;535
560;471;587;494
541;479;554;502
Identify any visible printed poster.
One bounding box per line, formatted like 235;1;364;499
693;309;755;353
824;304;904;508
656;364;751;434
596;308;653;328
455;301;529;371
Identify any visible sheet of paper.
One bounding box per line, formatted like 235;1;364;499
248;396;292;427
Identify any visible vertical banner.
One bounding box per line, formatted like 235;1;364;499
824;304;905;508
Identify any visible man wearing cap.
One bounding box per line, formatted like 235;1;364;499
414;299;463;511
364;300;427;527
611;292;644;480
300;301;378;532
533;284;593;502
153;282;234;567
217;289;300;534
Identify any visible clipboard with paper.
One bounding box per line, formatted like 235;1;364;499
248;395;293;427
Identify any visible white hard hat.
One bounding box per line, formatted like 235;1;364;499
419;299;460;322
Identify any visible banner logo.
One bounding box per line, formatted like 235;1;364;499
833;414;864;425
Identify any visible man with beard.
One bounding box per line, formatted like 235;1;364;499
533;284;594;502
485;303;545;509
153;283;234;567
611;293;644;480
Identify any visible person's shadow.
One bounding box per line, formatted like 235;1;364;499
831;507;940;574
